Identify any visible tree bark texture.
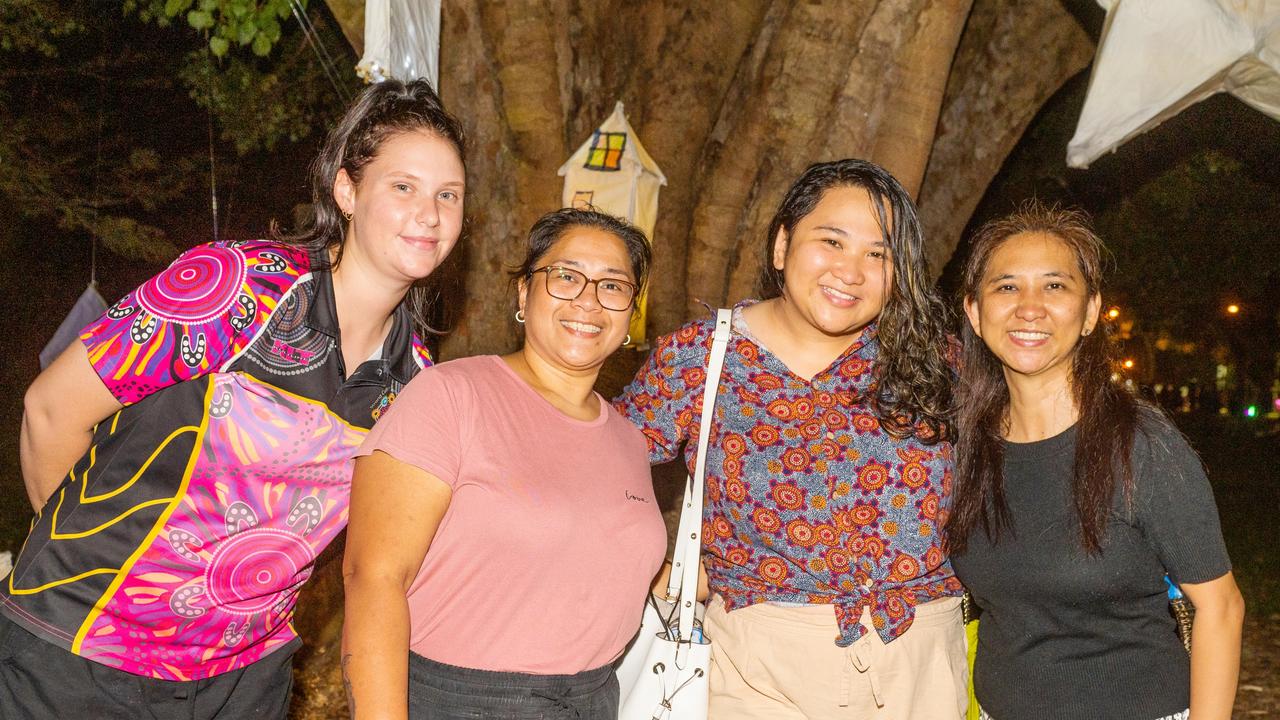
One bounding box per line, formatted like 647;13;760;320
916;0;1094;275
320;0;1093;346
432;0;984;359
293;3;1092;716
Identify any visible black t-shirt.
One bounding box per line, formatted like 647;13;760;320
950;414;1231;720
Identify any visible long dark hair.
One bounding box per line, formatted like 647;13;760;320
946;202;1138;555
762;159;953;442
274;78;466;336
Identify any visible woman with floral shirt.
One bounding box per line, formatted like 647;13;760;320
616;159;965;719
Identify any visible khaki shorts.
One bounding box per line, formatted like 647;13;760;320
703;594;967;720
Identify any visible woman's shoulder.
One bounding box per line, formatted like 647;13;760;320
178;239;312;299
415;354;499;382
647;312;721;365
394;356;499;412
1132;405;1190;453
194;238;313;273
1130;405;1205;483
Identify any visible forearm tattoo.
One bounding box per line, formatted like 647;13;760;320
341;652;357;717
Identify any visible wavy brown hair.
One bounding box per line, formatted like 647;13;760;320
761;159;954;442
946;202;1138;555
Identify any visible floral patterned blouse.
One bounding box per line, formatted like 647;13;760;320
615;304;962;646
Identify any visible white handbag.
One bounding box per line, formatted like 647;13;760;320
617;308;732;720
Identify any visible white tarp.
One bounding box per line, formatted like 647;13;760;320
356;0;442;88
1067;0;1280;168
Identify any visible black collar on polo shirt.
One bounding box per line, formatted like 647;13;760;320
304;250;421;387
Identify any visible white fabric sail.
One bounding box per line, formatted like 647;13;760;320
1068;0;1280;168
356;0;442;88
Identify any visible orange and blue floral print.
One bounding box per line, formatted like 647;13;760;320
615;302;963;647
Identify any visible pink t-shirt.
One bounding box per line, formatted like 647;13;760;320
357;355;667;674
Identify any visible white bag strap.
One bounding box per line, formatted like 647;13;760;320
670;308;732;642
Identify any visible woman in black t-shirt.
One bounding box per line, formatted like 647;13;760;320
945;203;1243;720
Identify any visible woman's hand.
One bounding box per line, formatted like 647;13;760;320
1181;571;1245;720
20;342;122;512
342;450;452;720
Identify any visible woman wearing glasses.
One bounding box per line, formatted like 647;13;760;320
341;207;666;719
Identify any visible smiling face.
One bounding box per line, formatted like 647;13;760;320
518;226;635;374
964;231;1101;391
772;184;893;342
332;129;465;290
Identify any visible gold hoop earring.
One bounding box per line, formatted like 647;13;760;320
515;310;525;324
623;334;632;346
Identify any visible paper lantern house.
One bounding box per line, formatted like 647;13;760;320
558;101;667;347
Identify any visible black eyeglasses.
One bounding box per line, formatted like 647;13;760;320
530;266;638;311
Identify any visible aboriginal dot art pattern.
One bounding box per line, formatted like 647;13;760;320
2;240;432;680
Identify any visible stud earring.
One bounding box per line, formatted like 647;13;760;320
341;209;353;222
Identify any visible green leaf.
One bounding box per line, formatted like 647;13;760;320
186;9;212;29
162;0;188;18
275;0;294;19
251;32;271;56
209;35;229;56
236;20;256;45
261;17;280;43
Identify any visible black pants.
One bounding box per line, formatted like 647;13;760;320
0;613;296;720
408;653;618;720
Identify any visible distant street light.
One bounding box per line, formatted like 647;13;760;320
1107;307;1121;320
1226;304;1240;315
1122;358;1135;369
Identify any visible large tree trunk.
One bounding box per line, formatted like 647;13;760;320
438;0;975;353
917;0;1094;275
294;3;1092;717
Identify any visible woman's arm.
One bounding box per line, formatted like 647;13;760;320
20;342;123;511
1181;571;1245;720
342;450;452;720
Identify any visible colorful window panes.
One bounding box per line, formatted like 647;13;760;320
584;131;626;171
571;191;595;209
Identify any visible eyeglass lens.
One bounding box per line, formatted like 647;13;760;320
542;267;635;310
